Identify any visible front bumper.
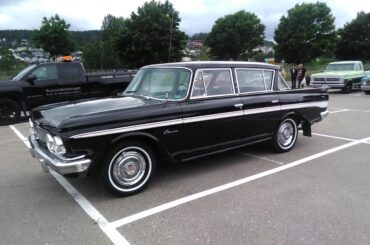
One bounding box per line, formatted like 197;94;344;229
29;134;91;175
361;85;370;91
311;83;345;89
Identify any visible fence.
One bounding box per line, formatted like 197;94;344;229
0;70;20;80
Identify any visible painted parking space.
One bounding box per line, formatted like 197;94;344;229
2;92;370;244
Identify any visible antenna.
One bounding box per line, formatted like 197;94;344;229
168;7;174;62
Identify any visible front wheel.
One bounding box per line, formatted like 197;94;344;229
271;118;298;153
99;141;156;196
0;99;21;125
342;82;352;93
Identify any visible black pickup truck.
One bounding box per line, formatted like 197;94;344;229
0;61;136;124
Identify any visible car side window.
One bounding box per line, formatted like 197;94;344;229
277;73;290;90
31;65;58;81
191;69;234;98
236;69;267;93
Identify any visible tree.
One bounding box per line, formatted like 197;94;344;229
116;0;187;68
205;11;265;60
32;14;76;57
335;12;370;60
274;2;336;63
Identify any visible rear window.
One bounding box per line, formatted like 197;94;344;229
235;69;274;93
61;64;84;80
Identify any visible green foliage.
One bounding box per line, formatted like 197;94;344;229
115;0;187;68
335;12;370;61
274;2;337;63
83;15;127;69
32;14;76;56
0;48;27;79
205;10;265;60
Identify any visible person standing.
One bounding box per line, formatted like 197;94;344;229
297;64;307;88
290;64;298;89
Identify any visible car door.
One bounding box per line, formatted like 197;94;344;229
22;63;61;108
235;68;281;142
180;68;243;159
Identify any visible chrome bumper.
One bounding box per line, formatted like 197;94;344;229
320;110;329;119
29;134;91;175
311;83;345;89
361;85;370;91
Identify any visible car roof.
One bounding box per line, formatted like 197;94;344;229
329;61;362;64
142;61;278;70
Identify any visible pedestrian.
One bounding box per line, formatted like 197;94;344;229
290;64;298;89
279;64;287;79
297;64;307;88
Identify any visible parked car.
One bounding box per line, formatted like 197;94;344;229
361;76;370;94
310;61;370;93
0;61;136;124
29;61;329;196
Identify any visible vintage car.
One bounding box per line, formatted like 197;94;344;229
29;61;329;196
311;61;370;93
361;76;370;94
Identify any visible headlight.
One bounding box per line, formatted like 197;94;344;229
46;134;66;156
362;81;367;86
29;119;35;135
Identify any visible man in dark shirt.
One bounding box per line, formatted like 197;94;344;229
290;64;298;89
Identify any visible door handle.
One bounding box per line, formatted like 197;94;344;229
234;103;243;109
271;100;279;104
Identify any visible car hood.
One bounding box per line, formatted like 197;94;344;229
0;79;14;86
311;71;359;77
32;95;163;129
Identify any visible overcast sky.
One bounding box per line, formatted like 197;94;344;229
0;0;369;39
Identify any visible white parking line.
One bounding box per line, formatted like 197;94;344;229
329;109;349;114
311;132;356;142
237;152;284;165
110;137;370;229
9;125;130;245
330;107;370;113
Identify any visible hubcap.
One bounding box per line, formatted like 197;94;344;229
0;104;17;122
111;150;146;186
278;122;295;147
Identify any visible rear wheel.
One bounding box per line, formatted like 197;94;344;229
0;99;21;125
271;118;298;153
99;140;156;196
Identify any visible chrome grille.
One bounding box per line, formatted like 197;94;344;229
326;78;340;82
35;126;48;144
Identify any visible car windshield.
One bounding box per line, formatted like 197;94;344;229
12;65;36;81
326;63;354;71
124;68;191;100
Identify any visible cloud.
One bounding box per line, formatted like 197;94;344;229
0;0;369;39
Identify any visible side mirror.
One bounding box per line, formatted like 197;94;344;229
26;74;37;83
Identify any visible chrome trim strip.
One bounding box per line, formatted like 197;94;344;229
244;105;281;115
70;119;183;139
69;101;328;139
280;101;328;110
183;111;243;124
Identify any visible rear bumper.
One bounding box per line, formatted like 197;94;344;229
29;134;91;175
320;110;329;119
